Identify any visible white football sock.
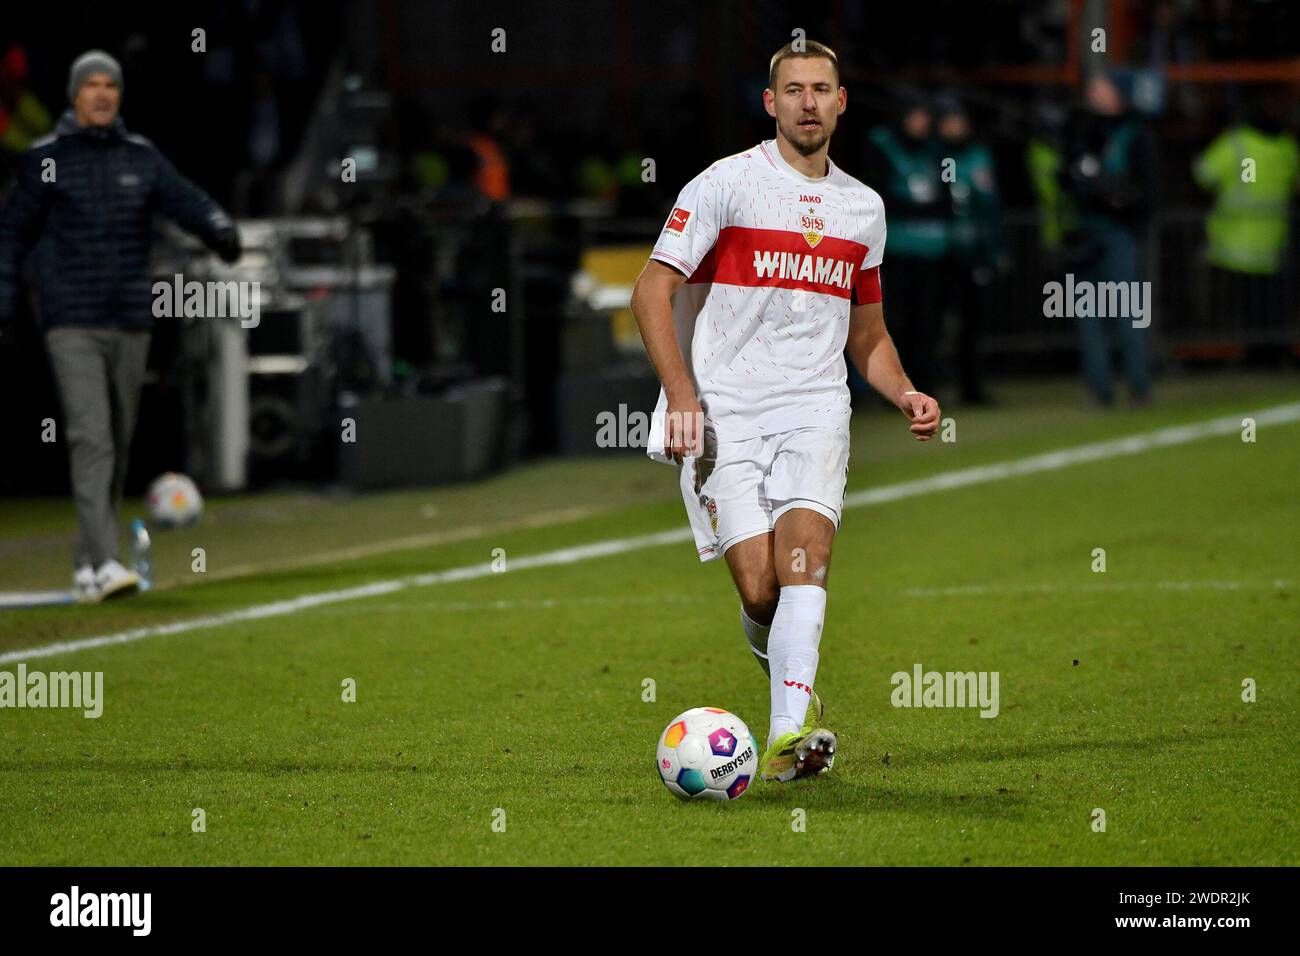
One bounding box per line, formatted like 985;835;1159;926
766;584;826;746
740;604;771;676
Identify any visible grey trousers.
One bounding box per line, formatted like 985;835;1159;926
44;327;152;569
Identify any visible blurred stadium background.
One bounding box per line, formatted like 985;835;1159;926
1;0;1298;869
0;0;1297;561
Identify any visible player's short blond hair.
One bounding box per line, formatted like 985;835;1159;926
768;40;840;90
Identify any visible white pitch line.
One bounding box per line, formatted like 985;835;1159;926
3;401;1298;665
0;590;76;608
902;579;1293;598
291;581;1292;616
0;530;691;665
843;400;1300;508
300;594;701;615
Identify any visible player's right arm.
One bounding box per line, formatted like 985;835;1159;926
632;165;727;462
631;258;702;463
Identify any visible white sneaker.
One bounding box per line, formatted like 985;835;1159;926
73;565;101;604
94;559;141;600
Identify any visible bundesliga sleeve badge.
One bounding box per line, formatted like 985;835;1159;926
665;207;691;233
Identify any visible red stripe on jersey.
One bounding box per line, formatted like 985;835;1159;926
853;265;882;305
687;226;871;299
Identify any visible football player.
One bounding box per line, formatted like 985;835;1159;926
631;40;941;781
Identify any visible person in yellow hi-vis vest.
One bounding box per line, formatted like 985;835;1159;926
0;45;52;161
1193;105;1300;340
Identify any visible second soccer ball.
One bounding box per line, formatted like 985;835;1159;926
146;472;204;528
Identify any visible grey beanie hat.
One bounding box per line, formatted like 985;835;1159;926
67;49;123;102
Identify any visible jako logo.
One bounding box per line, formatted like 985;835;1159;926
50;886;151;936
799;194;822;204
783;680;812;696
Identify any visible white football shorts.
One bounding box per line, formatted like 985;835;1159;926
679;427;850;563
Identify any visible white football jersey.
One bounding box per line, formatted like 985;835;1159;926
645;139;886;462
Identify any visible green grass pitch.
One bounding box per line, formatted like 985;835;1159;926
0;375;1296;865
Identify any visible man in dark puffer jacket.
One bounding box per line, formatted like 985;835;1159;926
0;50;241;602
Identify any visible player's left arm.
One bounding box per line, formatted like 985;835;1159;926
846;300;940;441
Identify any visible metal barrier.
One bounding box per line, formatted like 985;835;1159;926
567;206;1299;357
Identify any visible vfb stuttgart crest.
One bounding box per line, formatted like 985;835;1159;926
700;494;719;535
801;207;825;248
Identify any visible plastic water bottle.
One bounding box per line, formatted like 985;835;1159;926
131;518;153;592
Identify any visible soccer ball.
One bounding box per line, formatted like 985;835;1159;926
146;472;203;528
656;707;758;801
